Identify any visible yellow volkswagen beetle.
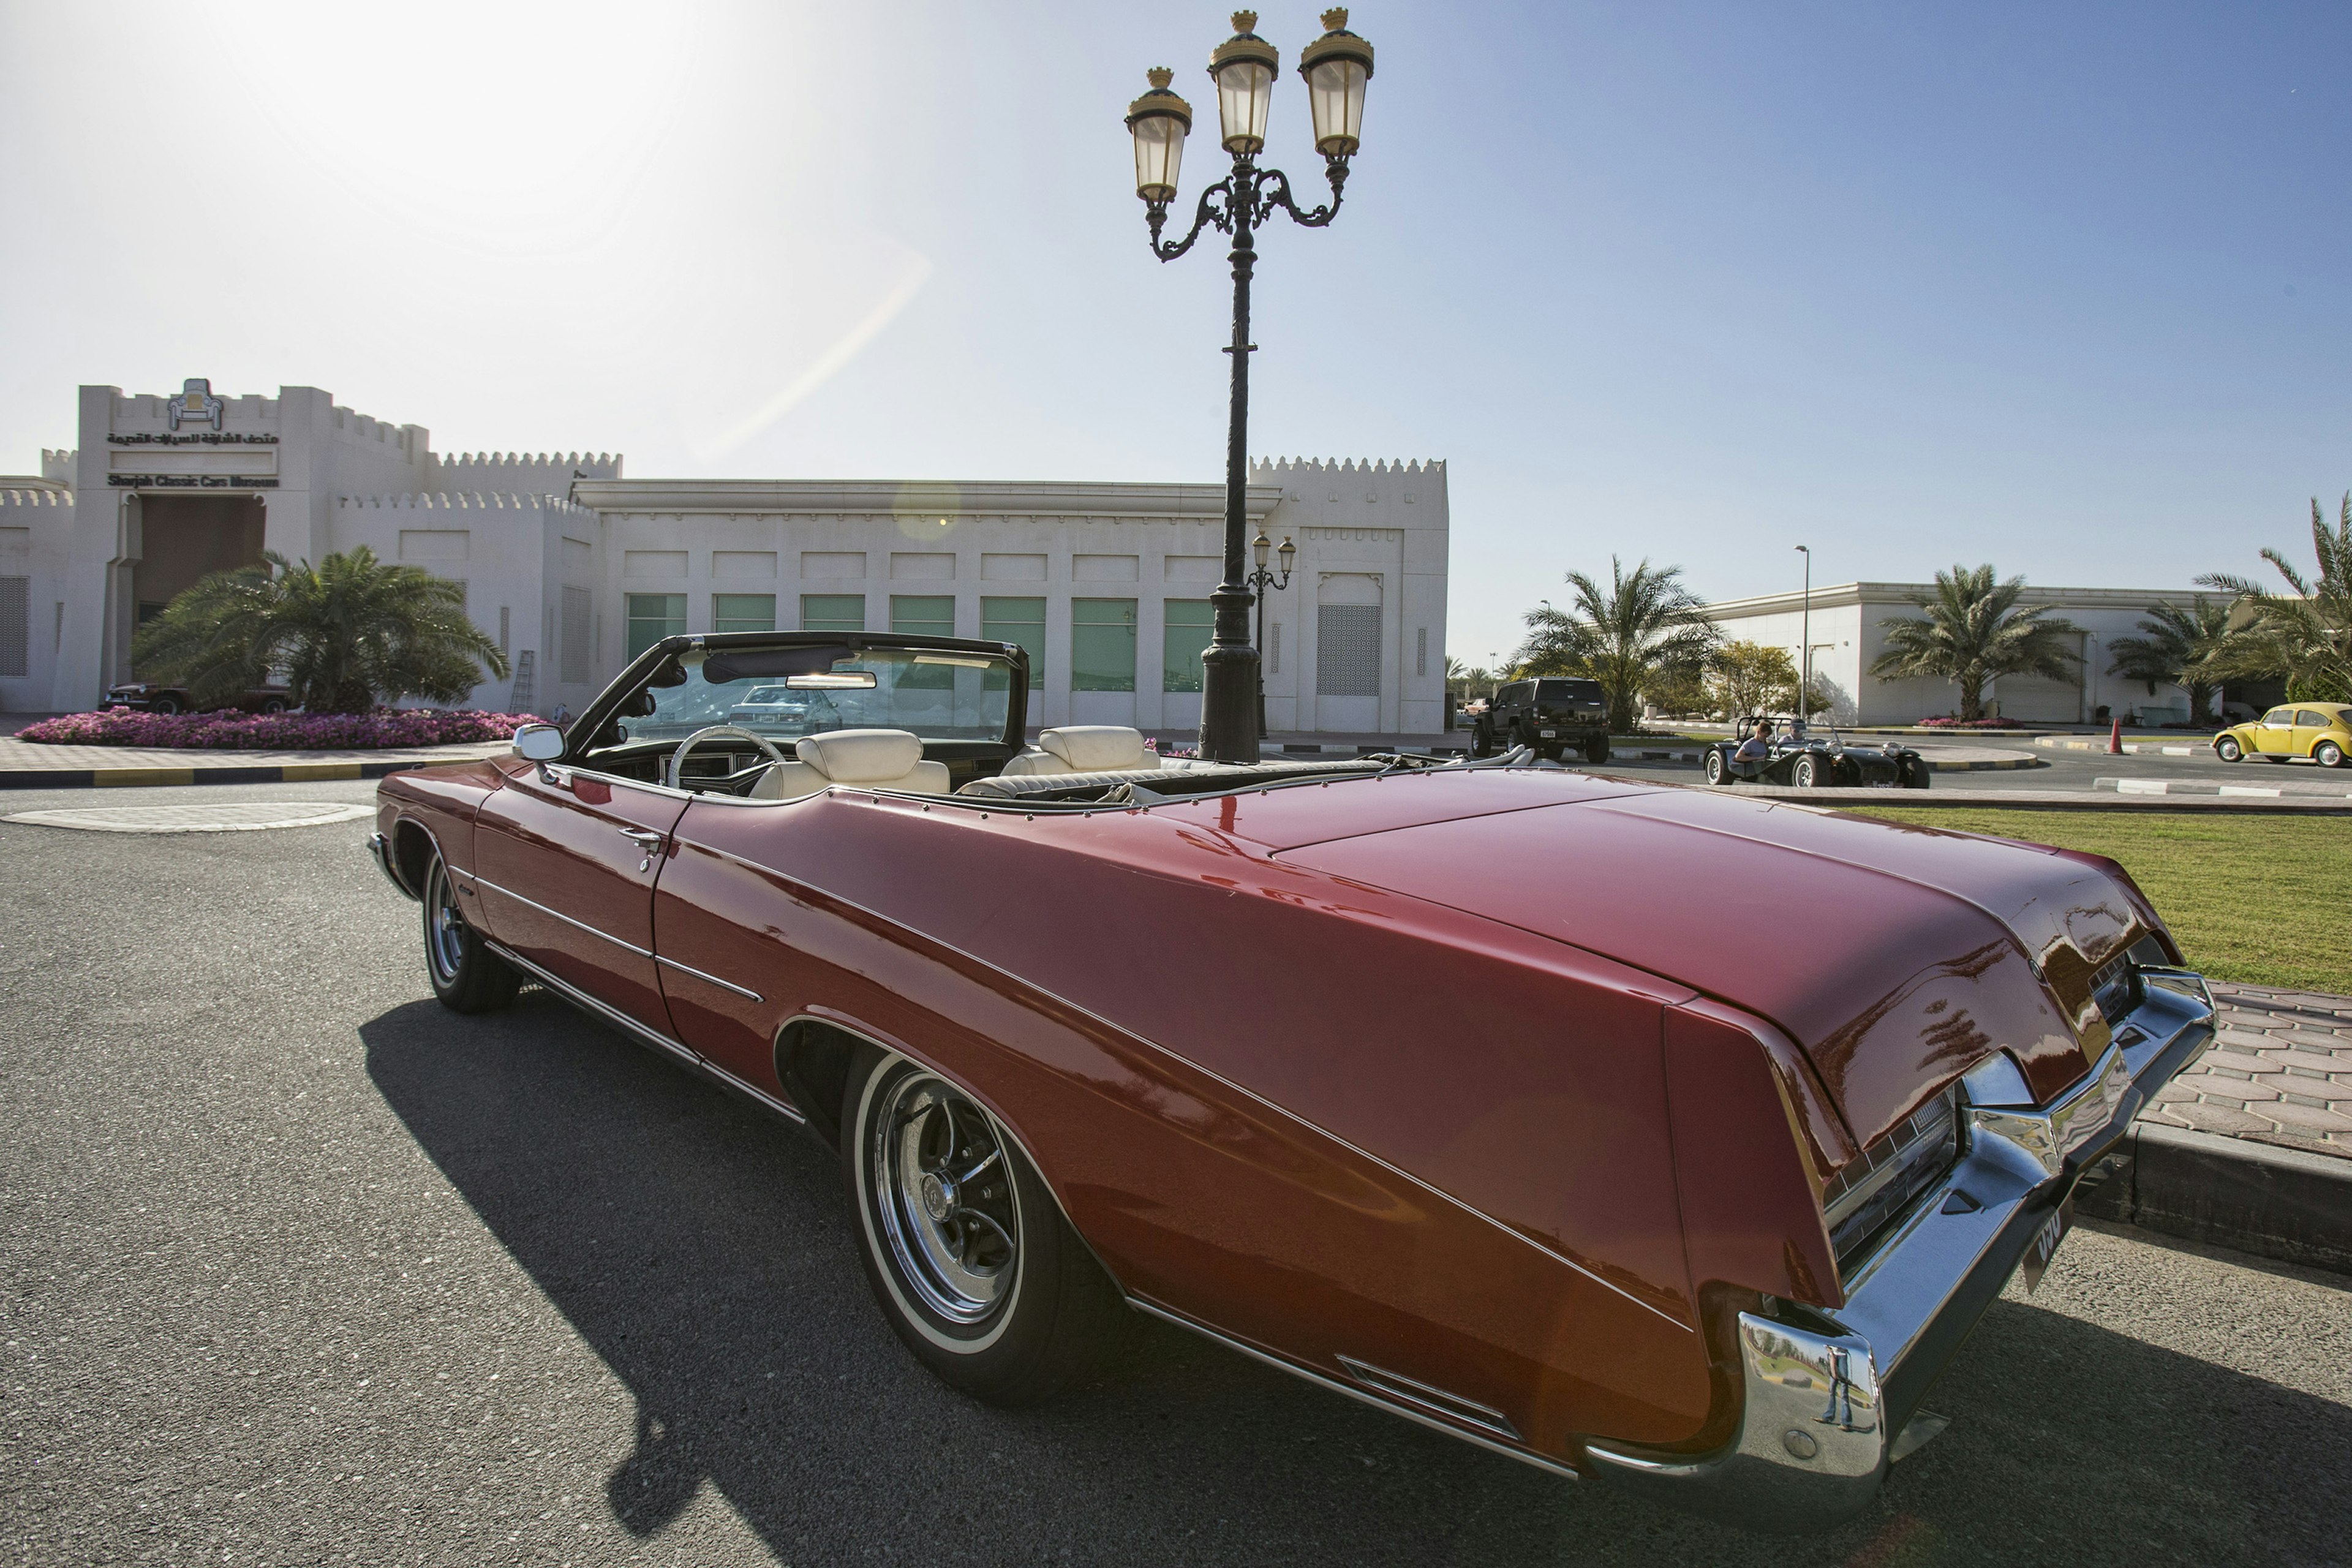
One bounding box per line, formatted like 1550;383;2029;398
2214;703;2352;767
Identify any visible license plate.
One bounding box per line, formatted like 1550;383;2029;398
2018;1202;2073;1294
1539;729;1556;738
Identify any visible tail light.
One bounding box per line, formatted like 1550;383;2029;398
1820;1087;1961;1275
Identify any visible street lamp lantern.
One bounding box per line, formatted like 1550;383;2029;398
1208;13;1281;153
1253;529;1273;569
1125;69;1193;205
1123;11;1375;763
1298;9;1374;156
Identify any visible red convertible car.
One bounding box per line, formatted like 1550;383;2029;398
370;631;2216;1530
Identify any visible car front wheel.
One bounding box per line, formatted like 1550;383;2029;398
2318;740;2346;769
2214;736;2242;762
421;853;520;1013
845;1050;1126;1406
1791;755;1819;788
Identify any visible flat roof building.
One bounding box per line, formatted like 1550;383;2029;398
2;381;1450;735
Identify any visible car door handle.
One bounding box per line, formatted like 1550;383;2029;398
619;828;665;871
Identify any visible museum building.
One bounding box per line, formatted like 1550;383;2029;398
0;382;1450;736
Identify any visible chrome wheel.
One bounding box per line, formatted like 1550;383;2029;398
425;858;469;984
2215;736;2242;762
870;1071;1019;1325
2318;740;2345;769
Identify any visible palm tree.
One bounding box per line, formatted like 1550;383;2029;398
2105;598;2231;725
2198;493;2352;704
1869;564;2079;722
132;546;508;714
1513;557;1720;734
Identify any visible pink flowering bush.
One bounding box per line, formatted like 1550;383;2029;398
17;708;542;750
1917;715;2024;729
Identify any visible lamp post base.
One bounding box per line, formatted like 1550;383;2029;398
1198;642;1261;764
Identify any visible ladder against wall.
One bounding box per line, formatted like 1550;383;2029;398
509;649;535;715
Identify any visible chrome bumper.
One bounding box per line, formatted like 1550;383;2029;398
1588;968;2217;1530
367;831;417;899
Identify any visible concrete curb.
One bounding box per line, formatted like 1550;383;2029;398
0;759;440;790
2097;776;2352;800
2037;736;2212;755
2075;1122;2352;1275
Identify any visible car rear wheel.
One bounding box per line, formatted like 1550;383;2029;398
260;698;288;714
1704;750;1729;786
1584;737;1610;765
2318;740;2346;768
1904;755;1932;788
421;853;520;1013
2214;736;2242;762
1791;755;1819;788
845;1049;1126;1406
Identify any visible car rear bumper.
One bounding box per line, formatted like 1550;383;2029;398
1586;969;2216;1530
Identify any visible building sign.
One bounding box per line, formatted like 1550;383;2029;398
108;432;278;446
167;377;224;431
107;473;281;489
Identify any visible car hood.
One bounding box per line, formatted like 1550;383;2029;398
1275;780;2154;1148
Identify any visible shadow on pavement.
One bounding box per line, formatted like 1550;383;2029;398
363;994;2351;1567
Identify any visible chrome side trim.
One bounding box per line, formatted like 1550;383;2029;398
701;845;1689;1332
486;940;698;1065
472;875;653;959
1131;1299;1582;1485
1336;1355;1523;1442
485;938;806;1125
655;953;765;1003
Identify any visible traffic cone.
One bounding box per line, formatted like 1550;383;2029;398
2106;717;2123;755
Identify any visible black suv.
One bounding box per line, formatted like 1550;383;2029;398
1471;677;1610;763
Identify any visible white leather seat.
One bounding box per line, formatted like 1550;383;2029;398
999;725;1163;777
748;728;950;800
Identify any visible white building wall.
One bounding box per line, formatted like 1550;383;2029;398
17;381;1449;733
1706;582;2206;725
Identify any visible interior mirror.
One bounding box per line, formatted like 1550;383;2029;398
512;722;565;762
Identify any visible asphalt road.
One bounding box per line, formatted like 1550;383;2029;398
1592;737;2352;794
3;780;2348;1567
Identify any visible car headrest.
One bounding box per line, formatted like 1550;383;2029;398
1039;726;1152;772
794;729;925;783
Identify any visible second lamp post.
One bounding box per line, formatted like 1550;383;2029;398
1125;9;1374;763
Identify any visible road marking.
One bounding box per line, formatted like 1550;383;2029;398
1;802;374;834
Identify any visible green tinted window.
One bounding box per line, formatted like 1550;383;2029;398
1163;598;1213;693
889;595;956;638
626;594;686;662
801;594;865;633
712;594;775;635
981;596;1046;690
1071;598;1137;693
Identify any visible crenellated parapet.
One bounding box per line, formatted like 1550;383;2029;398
428;451;624;495
1;488;75;509
41;450;75;484
337;491;599;517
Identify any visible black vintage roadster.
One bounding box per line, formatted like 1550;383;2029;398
1702;717;1931;789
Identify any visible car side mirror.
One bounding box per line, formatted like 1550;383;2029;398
512;723;565;763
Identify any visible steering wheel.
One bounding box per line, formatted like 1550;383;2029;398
668;724;791;792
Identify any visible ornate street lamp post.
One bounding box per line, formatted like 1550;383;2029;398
1246;528;1296;732
1126;10;1374;763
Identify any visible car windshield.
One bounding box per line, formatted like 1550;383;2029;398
617;644;1017;745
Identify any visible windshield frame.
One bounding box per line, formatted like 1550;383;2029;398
558;630;1031;771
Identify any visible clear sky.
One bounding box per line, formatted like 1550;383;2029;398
2;2;2344;669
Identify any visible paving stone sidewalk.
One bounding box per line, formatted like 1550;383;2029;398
2146;984;2352;1158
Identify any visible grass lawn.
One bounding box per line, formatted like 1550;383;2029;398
1843;807;2351;998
